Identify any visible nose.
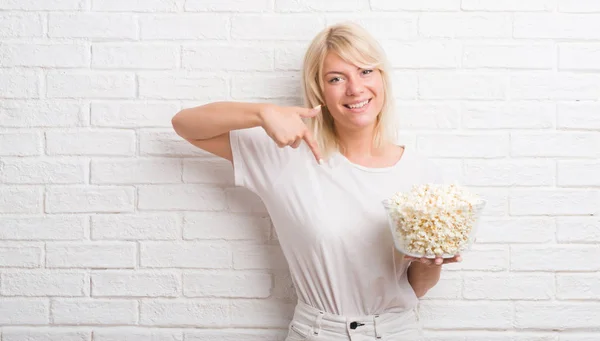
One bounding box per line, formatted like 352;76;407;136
345;77;365;96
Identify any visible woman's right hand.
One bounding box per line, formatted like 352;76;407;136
258;104;323;164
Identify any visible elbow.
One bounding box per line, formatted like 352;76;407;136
171;110;186;138
414;288;428;299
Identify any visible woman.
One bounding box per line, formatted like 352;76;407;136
172;22;461;341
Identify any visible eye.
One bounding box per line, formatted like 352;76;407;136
362;69;374;75
328;76;343;84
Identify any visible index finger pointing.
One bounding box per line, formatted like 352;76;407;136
302;130;323;165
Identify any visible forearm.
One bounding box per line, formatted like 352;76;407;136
407;261;442;298
171;101;264;140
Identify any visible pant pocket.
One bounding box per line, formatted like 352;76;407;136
286;321;311;341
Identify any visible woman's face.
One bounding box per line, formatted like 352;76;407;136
321;51;385;133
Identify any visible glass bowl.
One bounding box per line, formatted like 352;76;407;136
382;199;486;259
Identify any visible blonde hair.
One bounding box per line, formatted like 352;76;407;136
302;22;397;158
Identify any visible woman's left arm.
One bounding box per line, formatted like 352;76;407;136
406;255;462;298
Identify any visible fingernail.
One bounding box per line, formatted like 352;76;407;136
318;158;324;165
313;105;322;111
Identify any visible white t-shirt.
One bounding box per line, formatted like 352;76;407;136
230;127;443;316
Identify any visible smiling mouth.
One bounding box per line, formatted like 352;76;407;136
343;98;371;109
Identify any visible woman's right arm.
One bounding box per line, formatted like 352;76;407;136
171;102;264;162
171;102;322;163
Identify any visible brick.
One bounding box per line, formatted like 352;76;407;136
0;187;42;213
0;159;86;184
186;0;270;11
140;241;231;268
0;0;83;10
1;271;86;296
92;270;180;297
464;273;554;300
272;273;297;300
140;299;229;326
514;14;600;39
0;69;40;99
511;245;600;271
0;13;43;38
49;13;136;39
417;134;508;158
92;214;179;240
443;245;509;271
185;330;285;341
391;71;418;99
510;73;600;100
0;216;86;240
421;272;462;299
0;299;48;324
47;71;135;99
0;100;86;128
232;74;301;99
140;130;210;157
0;244;43;267
46;186;135;213
462;0;556;11
230;300;295;327
463;43;554;69
558;102;600;129
516;302;600;329
91;101;178;128
226;188;268;213
139;74;227;100
559;0;600;12
420;301;512;329
430;159;464;184
463;159;555;186
92;159;182;184
419;72;507;99
476;217;555;244
93;0;184;12
46;130;136;156
46;242;136;269
93;44;178;70
395;102;459;129
183;212;270;241
2;328;90;341
462;102;555;129
425;331;558;341
0;132;40;156
557;274;600;299
382;41;461;68
276;0;368;11
559;335;600;341
371;0;460;11
556;217;600;243
274;44;307;70
93;328;183;341
140;14;228;40
510;189;599;216
420;13;512;38
558;161;600;187
182;45;273;71
511;133;600;157
232;15;324;40
0;43;89;68
138;184;227;211
183;270;271;298
326;15;418;40
52;299;137;325
232;243;288;270
183;158;233;185
559;43;600;70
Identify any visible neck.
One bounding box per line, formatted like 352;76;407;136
336;124;383;158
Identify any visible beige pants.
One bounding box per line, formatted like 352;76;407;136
285;300;424;341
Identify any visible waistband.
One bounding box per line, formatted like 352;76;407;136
290;300;421;340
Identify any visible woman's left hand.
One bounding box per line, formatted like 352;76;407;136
404;254;462;266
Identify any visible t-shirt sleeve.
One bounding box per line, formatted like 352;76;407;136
229;126;290;194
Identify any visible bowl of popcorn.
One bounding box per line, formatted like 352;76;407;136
382;183;486;259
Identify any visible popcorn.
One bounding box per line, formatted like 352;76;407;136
383;183;485;258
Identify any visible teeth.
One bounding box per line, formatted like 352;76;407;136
347;99;369;109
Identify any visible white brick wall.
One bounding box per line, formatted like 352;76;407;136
0;0;599;339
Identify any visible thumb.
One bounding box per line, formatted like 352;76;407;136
298;105;321;118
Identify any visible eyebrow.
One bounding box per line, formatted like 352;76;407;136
324;66;363;76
